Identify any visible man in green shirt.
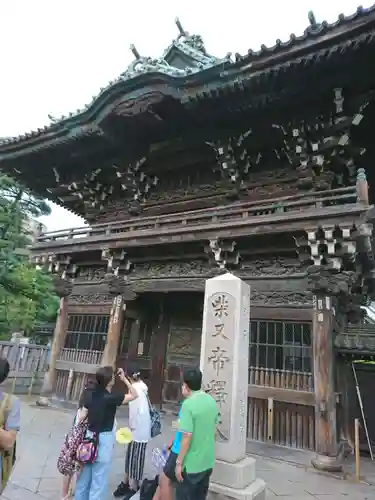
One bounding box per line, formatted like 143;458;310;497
175;368;218;500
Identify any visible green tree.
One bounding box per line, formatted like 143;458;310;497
0;174;58;338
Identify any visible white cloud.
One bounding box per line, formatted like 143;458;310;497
0;0;369;231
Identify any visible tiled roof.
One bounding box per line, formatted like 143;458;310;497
0;19;230;148
1;6;375;150
235;5;375;62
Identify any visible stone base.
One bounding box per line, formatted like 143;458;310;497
311;453;343;473
211;457;256;490
36;396;52;407
209;478;266;500
209;457;266;500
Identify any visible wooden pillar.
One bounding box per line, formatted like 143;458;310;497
37;294;70;406
311;294;341;472
101;294;125;367
149;296;170;406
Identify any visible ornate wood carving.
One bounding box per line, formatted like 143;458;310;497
207;131;253;188
113;91;166;117
204;239;241;270
250;291;312;306
34;253;77;297
52;276;73;298
131;257;301;281
296;222;375;326
241;258;301;276
280;89;368;194
90;166;297;224
69;293;113;305
77;268;107;282
168;320;202;357
130;276;310;305
133;260;212;278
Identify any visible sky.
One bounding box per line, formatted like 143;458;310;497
0;0;372;231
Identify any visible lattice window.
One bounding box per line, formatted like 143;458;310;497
249;321;312;373
65;315;110;351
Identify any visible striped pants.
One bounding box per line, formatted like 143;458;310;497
125;441;148;481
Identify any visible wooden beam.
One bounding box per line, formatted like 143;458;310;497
248;386;314;406
56;360;99;374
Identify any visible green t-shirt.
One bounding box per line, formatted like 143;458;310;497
179;391;218;473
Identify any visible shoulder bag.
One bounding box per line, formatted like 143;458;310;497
146;394;161;438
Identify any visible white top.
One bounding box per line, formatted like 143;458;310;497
129;380;151;443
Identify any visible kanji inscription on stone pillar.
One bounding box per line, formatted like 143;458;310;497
200;272;250;464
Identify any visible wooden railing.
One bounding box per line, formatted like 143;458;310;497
249;366;314;392
58;348;102;365
36;186;357;243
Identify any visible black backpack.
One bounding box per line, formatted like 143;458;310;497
140;476;159;500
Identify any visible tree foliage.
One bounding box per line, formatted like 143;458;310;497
0;174;59;338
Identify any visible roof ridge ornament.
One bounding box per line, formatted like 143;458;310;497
308;10;320;30
175;17;188;39
130;44;141;60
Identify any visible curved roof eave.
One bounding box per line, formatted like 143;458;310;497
1;6;374;156
0;61;231;157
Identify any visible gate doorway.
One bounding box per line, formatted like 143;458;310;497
248;320;315;451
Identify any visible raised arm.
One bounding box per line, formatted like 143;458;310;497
117;369;138;404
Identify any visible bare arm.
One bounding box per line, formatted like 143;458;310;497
0;428;16;452
122;384;138;404
177;433;192;465
117;369;138;404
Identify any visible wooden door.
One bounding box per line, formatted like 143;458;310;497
248;320;316;451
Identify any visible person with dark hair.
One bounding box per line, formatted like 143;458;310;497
173;368;218;500
74;365;138;500
0;358;20;494
59;378;99;499
113;362;151;499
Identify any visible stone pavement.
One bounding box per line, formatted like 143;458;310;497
3;398;375;499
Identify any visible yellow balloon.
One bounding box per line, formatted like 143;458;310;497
116;427;133;444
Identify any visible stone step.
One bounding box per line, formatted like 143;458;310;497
209;477;266;500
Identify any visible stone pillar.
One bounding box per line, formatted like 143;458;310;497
101;294;125;367
310;294;341;472
201;273;266;500
37;278;72;407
